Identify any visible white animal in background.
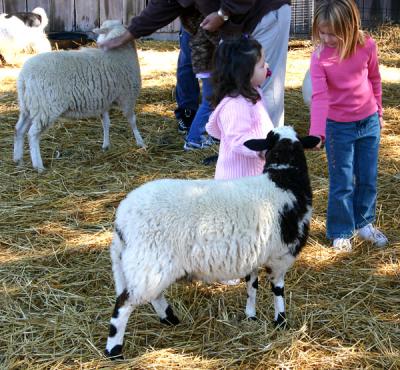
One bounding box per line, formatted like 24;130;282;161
104;126;318;360
13;20;145;172
0;7;51;65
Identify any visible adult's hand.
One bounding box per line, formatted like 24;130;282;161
200;12;225;32
97;30;134;51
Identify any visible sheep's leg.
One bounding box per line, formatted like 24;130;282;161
245;270;258;320
126;112;145;148
105;289;133;360
270;274;287;328
27;121;45;172
151;293;180;325
14;113;31;166
101;112;111;150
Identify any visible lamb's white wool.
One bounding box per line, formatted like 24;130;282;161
302;69;312;108
104;126;314;359
0;7;51;65
13;20;144;172
275;125;299;142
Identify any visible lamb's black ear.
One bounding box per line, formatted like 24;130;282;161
244;139;268;151
299;135;321;149
244;131;277;151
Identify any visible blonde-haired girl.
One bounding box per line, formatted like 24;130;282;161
309;0;388;251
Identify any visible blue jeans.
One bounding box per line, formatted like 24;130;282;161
175;28;199;118
325;112;381;239
186;77;213;143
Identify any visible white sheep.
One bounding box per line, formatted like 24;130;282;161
13;20;145;172
302;68;312;108
0;7;51;65
104;126;318;359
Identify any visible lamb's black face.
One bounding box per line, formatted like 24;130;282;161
265;138;300;167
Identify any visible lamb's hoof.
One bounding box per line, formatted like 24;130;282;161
160;315;180;326
104;345;124;360
14;159;24;168
160;307;180;326
102;146;110;152
246;316;258;322
203;154;218;166
274;312;288;329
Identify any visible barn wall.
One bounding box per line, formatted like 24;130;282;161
0;0;180;37
0;0;398;38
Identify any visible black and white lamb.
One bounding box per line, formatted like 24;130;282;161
13;20;144;172
104;126;318;359
0;7;51;65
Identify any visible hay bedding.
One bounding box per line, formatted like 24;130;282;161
0;27;399;369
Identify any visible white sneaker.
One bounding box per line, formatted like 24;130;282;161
357;224;388;247
332;238;352;252
220;279;241;286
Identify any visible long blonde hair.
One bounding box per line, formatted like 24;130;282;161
312;0;365;60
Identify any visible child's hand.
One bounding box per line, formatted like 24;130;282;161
379;116;384;129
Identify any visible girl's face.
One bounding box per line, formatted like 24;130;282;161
251;51;268;88
318;23;338;48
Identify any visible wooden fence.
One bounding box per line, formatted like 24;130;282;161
0;0;180;37
0;0;399;38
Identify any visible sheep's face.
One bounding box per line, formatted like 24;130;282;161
244;126;301;167
264;137;304;168
93;20;126;44
244;126;319;170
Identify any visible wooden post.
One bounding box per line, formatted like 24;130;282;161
100;0;123;25
49;0;74;31
4;0;27;12
76;0;99;31
27;0;50;12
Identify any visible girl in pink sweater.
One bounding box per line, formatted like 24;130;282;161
206;37;274;181
309;0;388;251
206;37;274;285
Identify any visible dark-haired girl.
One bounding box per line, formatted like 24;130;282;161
206;38;274;284
206;37;273;180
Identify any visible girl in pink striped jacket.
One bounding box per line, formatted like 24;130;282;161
206;37;274;285
206;37;274;181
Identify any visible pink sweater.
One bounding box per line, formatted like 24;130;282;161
309;36;382;138
206;93;274;180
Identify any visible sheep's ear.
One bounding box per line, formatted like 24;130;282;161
299;135;321;149
244;131;277;151
93;27;109;35
243;139;268;152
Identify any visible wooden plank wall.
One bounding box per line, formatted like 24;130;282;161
76;0;99;31
0;0;180;36
0;0;398;35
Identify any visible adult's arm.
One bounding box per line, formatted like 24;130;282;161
127;0;184;39
200;0;256;32
98;0;183;50
220;0;256;16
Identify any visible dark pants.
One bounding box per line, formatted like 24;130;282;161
175;28;200;119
